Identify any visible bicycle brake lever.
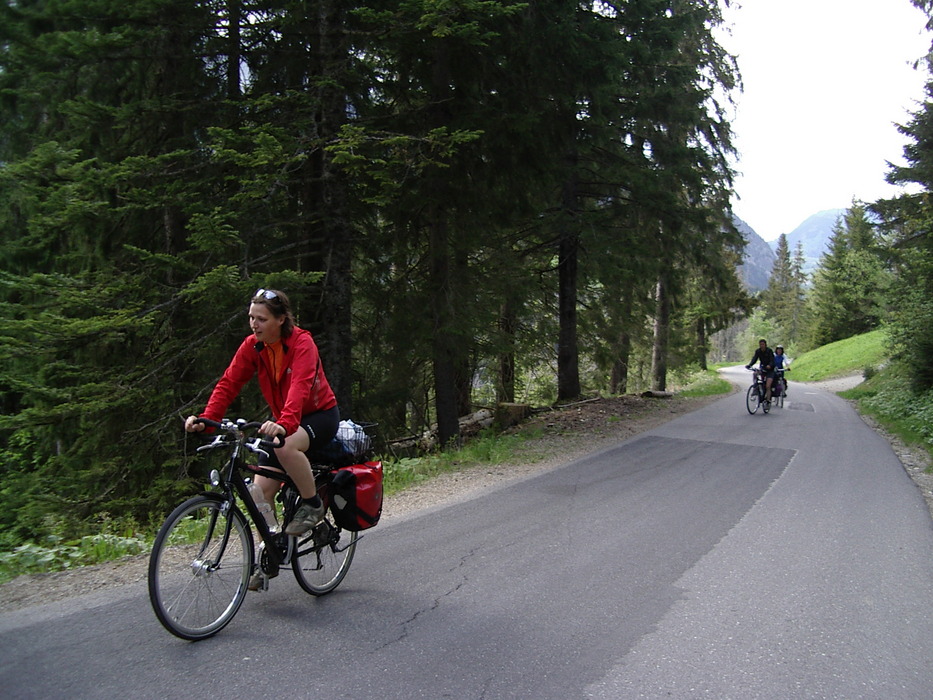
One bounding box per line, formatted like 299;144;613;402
245;438;270;459
196;435;230;453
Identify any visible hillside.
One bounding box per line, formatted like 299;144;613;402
734;216;775;292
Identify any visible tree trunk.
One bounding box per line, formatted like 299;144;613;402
610;288;633;394
610;331;631;394
225;0;241;100
498;299;516;403
557;157;581;401
429;217;461;447
651;275;670;392
301;0;354;414
453;243;473;418
319;224;354;415
696;316;708;370
424;37;461;448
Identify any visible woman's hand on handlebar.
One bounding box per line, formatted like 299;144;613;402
260;420;286;440
184;415;206;433
258;421;287;449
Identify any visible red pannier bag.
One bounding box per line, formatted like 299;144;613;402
328;461;383;531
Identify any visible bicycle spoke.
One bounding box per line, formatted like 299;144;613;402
149;496;252;640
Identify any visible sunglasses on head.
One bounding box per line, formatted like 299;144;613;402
254;288;278;301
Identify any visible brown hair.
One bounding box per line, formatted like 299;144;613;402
251;288;296;338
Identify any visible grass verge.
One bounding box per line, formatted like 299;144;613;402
789;331;932;463
787;329;887;382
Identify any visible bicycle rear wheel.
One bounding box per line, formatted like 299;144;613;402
292;516;358;596
745;385;760;414
149;494;253;640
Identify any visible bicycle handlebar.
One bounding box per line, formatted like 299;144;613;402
192;417;286;452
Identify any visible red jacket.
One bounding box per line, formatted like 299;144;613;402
201;327;337;436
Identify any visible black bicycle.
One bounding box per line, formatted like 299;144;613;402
745;367;771;415
148;417;358;640
772;367;789;408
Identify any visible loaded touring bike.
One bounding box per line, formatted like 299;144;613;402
745;367;772;415
772;367;788;408
148;417;368;641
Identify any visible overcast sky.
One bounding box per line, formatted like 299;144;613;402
717;0;931;241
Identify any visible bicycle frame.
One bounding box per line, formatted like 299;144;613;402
200;423;357;576
745;366;772;415
150;416;362;639
750;369;766;393
197;420;290;573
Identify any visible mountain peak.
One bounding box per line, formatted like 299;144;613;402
775;208;845;273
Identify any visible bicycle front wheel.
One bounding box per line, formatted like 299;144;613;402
148;494;253;640
292;517;358;596
745;385;760;414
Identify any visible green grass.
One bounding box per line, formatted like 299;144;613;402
0;532;148;584
382;429;538;496
788;330;933;462
787;329;887;382
676;369;733;397
840;366;933;460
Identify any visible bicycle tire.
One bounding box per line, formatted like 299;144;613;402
148;494;253;640
292;516;358;596
745;385;760;414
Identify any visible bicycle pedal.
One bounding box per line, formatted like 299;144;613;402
248;570;276;592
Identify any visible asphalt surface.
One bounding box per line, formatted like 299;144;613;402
2;368;932;699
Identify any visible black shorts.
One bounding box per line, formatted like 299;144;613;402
258;405;340;469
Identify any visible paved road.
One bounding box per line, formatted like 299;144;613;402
2;369;933;699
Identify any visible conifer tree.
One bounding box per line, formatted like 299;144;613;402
0;0;236;537
761;234;795;339
0;0;756;544
872;2;933;387
787;241;810;344
807;204;888;346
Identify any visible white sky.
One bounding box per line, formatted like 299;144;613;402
718;0;931;241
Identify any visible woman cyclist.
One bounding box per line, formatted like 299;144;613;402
773;344;790;396
184;289;339;541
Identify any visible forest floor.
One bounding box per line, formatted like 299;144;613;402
2;376;930;614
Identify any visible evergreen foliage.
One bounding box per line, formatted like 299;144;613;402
760;234;807;347
805;204;890;348
0;0;746;545
872;3;933;390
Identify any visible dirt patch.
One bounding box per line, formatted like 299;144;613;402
2;384;930;615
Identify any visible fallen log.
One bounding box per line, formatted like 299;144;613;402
641;390;673;399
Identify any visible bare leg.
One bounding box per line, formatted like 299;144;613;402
255;472;284;504
273;429;317;499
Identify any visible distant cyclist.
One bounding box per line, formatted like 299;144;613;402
746;338;776;401
773;344;790;395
